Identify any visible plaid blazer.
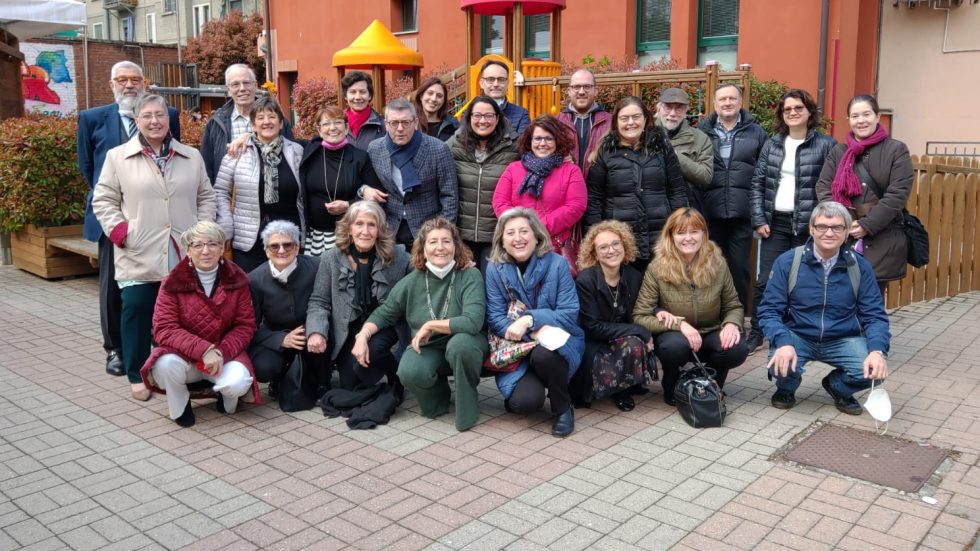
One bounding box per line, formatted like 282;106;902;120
368;133;458;237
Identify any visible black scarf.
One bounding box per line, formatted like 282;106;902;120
518;152;563;198
353;248;376;312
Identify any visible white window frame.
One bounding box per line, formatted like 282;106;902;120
91;22;104;40
145;13;157;43
163;0;177;14
121;15;135;42
192;4;211;38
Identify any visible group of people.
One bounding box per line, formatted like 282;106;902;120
78;57;907;435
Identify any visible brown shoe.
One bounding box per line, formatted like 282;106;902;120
130;383;151;401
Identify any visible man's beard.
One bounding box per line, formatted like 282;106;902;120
115;90;142;115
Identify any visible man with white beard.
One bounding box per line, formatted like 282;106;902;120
77;60;180;377
654;87;713;213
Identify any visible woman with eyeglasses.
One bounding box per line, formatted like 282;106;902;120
142;222;260;427
93;94;215;402
299;105;383;256
816;95;915;294
214;96;306;274
584;96;687;274
448;96;519;270
342;71;386;150
414;76;460;142
745;89;836;353
248;220;330;409
492;115;587;274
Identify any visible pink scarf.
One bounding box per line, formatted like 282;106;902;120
346;107;371;139
831;124;889;207
321;138;349;150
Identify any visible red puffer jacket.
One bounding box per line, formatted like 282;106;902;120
140;258;261;404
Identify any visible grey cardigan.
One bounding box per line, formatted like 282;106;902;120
306;244;411;360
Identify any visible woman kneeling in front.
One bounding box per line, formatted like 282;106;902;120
143;221;260;427
633;208;748;406
351;217;488;431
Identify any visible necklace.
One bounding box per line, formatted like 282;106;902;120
321;147;344;203
424;270;456;320
607;281;621;308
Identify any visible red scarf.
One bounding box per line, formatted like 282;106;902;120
346;107;371;139
831;124;889;207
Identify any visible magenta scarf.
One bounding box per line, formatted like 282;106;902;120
321;137;349;150
346;107;371;139
831;124;889;207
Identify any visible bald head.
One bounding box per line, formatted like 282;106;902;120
567;69;597;114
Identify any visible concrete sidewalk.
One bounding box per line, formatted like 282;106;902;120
0;265;977;550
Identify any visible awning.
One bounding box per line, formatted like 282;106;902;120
0;0;86;41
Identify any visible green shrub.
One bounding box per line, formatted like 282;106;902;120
0;114;87;232
747;75;788;135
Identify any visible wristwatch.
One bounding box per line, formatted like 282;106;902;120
871;350;887;359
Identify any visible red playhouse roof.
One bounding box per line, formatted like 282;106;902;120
460;0;566;16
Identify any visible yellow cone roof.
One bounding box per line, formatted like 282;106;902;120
332;19;424;70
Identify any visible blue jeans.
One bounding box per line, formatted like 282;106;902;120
767;330;871;398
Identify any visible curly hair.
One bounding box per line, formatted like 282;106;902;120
334;201;397;266
773;88;819;136
593;96;669;164
488;208;553;264
518;115;575;157
458;96;511;153
410;217;473;271
414;77;451;133
650;208;724;288
577;220;638;270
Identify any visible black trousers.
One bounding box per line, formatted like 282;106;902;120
250;346;330;385
396;220;414;249
708;217;753;308
750;212;808;333
506;346;571;415
120;282;161;384
654;329;748;402
464;240;492;274
232;241;268;275
97;235;123;353
335;324;400;390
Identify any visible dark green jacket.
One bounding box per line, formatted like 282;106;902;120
447;132;519;243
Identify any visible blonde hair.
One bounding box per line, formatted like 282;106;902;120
180;220;225;249
577;220;637;270
650;208;723;287
489;208;553;263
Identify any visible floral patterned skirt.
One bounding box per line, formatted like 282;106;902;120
591;335;656;400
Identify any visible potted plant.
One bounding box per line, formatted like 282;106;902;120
0;114;95;278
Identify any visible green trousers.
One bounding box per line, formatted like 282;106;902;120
397;332;489;431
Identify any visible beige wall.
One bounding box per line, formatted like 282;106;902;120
878;3;980;156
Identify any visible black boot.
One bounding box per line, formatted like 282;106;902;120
175;400;195;427
552;408;575;437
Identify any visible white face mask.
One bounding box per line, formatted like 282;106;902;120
863;379;892;434
426;260;456;279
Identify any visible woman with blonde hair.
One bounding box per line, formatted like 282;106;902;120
573;220;654;411
633;208;747;405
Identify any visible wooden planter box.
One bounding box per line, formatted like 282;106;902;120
11;224;98;279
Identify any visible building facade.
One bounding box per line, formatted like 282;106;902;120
84;0;262;46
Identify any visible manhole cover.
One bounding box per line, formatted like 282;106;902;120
782;424;948;492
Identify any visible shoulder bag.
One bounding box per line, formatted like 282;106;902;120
674;352;726;428
854;157;929;268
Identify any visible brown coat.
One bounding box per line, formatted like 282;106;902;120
633;251;745;335
816;137;914;282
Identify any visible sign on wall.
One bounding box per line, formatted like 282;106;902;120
20;42;77;117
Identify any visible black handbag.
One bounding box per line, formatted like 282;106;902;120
673;353;726;428
855;158;929;268
278;353;318;412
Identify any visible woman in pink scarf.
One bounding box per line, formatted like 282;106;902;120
816;95;915;293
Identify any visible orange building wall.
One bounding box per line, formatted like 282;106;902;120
738;0;823;94
558;1;635;67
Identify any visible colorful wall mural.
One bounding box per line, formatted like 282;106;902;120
21;42;77;117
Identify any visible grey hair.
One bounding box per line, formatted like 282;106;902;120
180;221;226;249
715;82;743;98
110;61;143;80
384;98;417;118
260;220;301;248
224;63;256;84
135;94;168;115
810;201;853;228
489;207;553;263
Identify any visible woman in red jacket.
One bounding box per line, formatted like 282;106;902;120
142;221;261;427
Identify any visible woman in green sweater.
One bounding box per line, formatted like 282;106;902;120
351;217;488;431
633;207;748;405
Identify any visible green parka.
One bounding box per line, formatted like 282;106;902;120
447;131;519;243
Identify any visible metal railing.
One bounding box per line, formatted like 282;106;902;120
926;142;980;158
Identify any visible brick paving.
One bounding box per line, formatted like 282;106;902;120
0;265;978;550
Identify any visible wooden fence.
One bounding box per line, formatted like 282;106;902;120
884;155;980;309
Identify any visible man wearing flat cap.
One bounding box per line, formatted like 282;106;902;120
655;87;713;213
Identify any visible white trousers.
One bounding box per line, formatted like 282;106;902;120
152;353;253;419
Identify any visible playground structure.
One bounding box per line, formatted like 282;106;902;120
332;19;424;113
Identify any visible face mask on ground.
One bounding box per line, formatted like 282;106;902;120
863;379;892;434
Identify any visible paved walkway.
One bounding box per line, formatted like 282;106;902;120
0;265;978;550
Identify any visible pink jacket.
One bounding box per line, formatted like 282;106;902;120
492;161;587;248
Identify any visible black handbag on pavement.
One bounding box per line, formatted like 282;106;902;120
673;353;726;428
278;353;317;412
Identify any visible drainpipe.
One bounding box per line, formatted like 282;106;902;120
264;0;273;84
816;0;829;118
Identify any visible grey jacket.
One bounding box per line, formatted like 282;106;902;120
367;133;459;237
214;139;305;252
306;245;411;360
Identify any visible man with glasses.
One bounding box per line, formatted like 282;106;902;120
757;201;890;415
557;69;611;175
479;60;530;135
655;87;713;212
78;61;181;377
366;99;458;246
201;63;292;183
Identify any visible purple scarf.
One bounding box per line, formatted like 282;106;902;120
831;124;889;207
321;138;349;150
518;152;563;198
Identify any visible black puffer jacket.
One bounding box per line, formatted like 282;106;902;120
585;129;688;260
750;130;836;234
701;109;767;221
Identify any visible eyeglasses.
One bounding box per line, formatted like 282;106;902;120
471;113;497;121
783;105;807;115
189;241;223;251
812;224;847;235
569;84;594;92
481;76;508;84
596;241;624;254
531;136;555;143
138;112;168;122
618;114;644;123
227;80;257;90
113;76;144;85
266;242;298;252
318;120;346;129
385;119;416;129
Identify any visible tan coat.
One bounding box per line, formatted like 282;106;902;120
633;256;744;335
92;136;216;282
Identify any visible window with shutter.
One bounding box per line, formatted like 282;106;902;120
697;0;740;68
637;0;671;61
525;14;550;59
480;16;504;56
